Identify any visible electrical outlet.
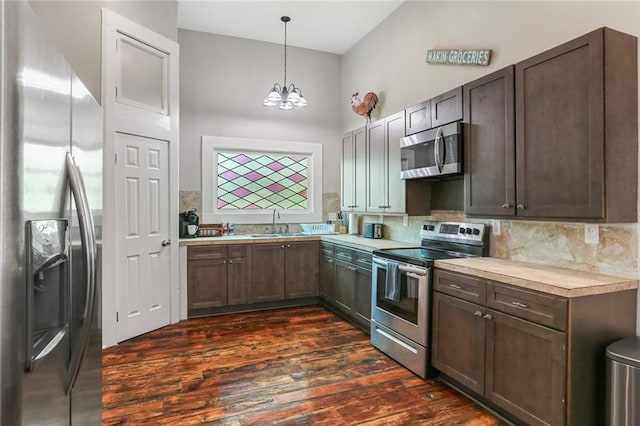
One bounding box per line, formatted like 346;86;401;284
585;224;599;245
491;220;501;236
403;215;409;226
328;212;337;221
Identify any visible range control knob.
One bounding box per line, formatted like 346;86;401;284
459;228;466;234
472;228;480;235
466;228;473;234
428;225;435;231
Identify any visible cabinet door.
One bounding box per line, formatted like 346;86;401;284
515;30;604;219
227;257;248;306
431;292;486;395
284;241;319;299
187;259;227;310
464;66;516;216
250;243;285;303
319;254;336;302
384;111;406;213
341;127;367;211
334;261;356;315
431;86;463;127
366;118;386;213
354;266;372;328
405;99;431;135
485;310;566;426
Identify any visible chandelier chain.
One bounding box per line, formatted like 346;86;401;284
283;19;287;87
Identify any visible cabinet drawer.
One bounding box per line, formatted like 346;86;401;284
487;283;567;331
335;246;354;262
228;244;248;259
434;269;486;304
188;245;226;260
321;242;335;257
354;250;372;269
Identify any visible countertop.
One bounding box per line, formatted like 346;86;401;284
179;234;417;252
434;257;638;298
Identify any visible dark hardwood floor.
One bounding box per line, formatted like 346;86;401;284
103;305;507;425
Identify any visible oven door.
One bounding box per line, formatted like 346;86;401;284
400;121;462;179
371;256;430;346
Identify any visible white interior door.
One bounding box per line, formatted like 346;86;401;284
116;134;170;340
102;9;179;346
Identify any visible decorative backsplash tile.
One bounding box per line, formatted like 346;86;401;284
359;211;638;279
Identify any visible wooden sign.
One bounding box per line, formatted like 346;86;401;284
426;49;492;66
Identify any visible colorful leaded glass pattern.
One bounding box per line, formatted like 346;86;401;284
217;152;309;210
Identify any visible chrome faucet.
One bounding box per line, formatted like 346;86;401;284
271;209;280;233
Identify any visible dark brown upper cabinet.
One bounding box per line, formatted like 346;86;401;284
464;66;515;216
465;27;637;222
515;27;637;221
405;99;431;136
405;86;463;136
431;86;463;127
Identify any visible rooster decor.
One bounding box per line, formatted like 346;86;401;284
351;91;379;122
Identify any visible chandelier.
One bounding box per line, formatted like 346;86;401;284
263;16;307;110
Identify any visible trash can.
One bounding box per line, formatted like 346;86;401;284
607;336;640;426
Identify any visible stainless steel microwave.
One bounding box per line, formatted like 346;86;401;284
400;122;463;179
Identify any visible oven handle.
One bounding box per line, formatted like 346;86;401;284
373;257;427;276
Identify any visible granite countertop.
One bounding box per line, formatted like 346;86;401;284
435;257;639;298
179;233;417;252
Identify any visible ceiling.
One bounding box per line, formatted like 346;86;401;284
177;1;404;54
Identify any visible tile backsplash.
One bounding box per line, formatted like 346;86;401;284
180;191;638;279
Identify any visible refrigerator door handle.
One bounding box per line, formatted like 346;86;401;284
64;153;98;395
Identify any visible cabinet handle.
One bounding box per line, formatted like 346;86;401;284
347;266;357;271
348;205;357;208
501;203;512;209
483;313;493;320
473;311;483;317
511;301;528;308
327;259;334;264
229;260;233;264
517;204;526;210
222;260;226;264
449;284;462;290
378;205;386;209
281;245;285;249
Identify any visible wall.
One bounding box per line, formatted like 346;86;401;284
342;1;640;130
29;0;178;103
178;29;342;213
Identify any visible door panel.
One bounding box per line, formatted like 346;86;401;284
116;133;170;341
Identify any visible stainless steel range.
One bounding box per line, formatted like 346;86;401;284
370;221;489;378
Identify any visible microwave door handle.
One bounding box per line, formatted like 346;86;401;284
434;127;443;173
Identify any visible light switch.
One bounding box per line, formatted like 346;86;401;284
491;220;501;236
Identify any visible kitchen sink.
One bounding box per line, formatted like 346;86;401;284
247;233;307;238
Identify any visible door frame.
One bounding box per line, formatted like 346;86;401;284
101;9;180;348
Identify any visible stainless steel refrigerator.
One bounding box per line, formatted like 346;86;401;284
1;1;103;424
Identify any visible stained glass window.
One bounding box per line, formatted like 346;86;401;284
216;152;309;210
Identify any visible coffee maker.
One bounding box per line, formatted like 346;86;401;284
179;208;199;238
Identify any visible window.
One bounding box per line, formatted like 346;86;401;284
202;136;323;224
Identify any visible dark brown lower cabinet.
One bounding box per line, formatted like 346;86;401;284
250;243;286;302
432;292;486;394
187;245;249;311
284;241;319;299
320;243;372;330
251;241;319;303
432;268;637;426
334;260;356;315
486;310;566;426
319;253;336;302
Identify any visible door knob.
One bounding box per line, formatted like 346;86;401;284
161;240;171;247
